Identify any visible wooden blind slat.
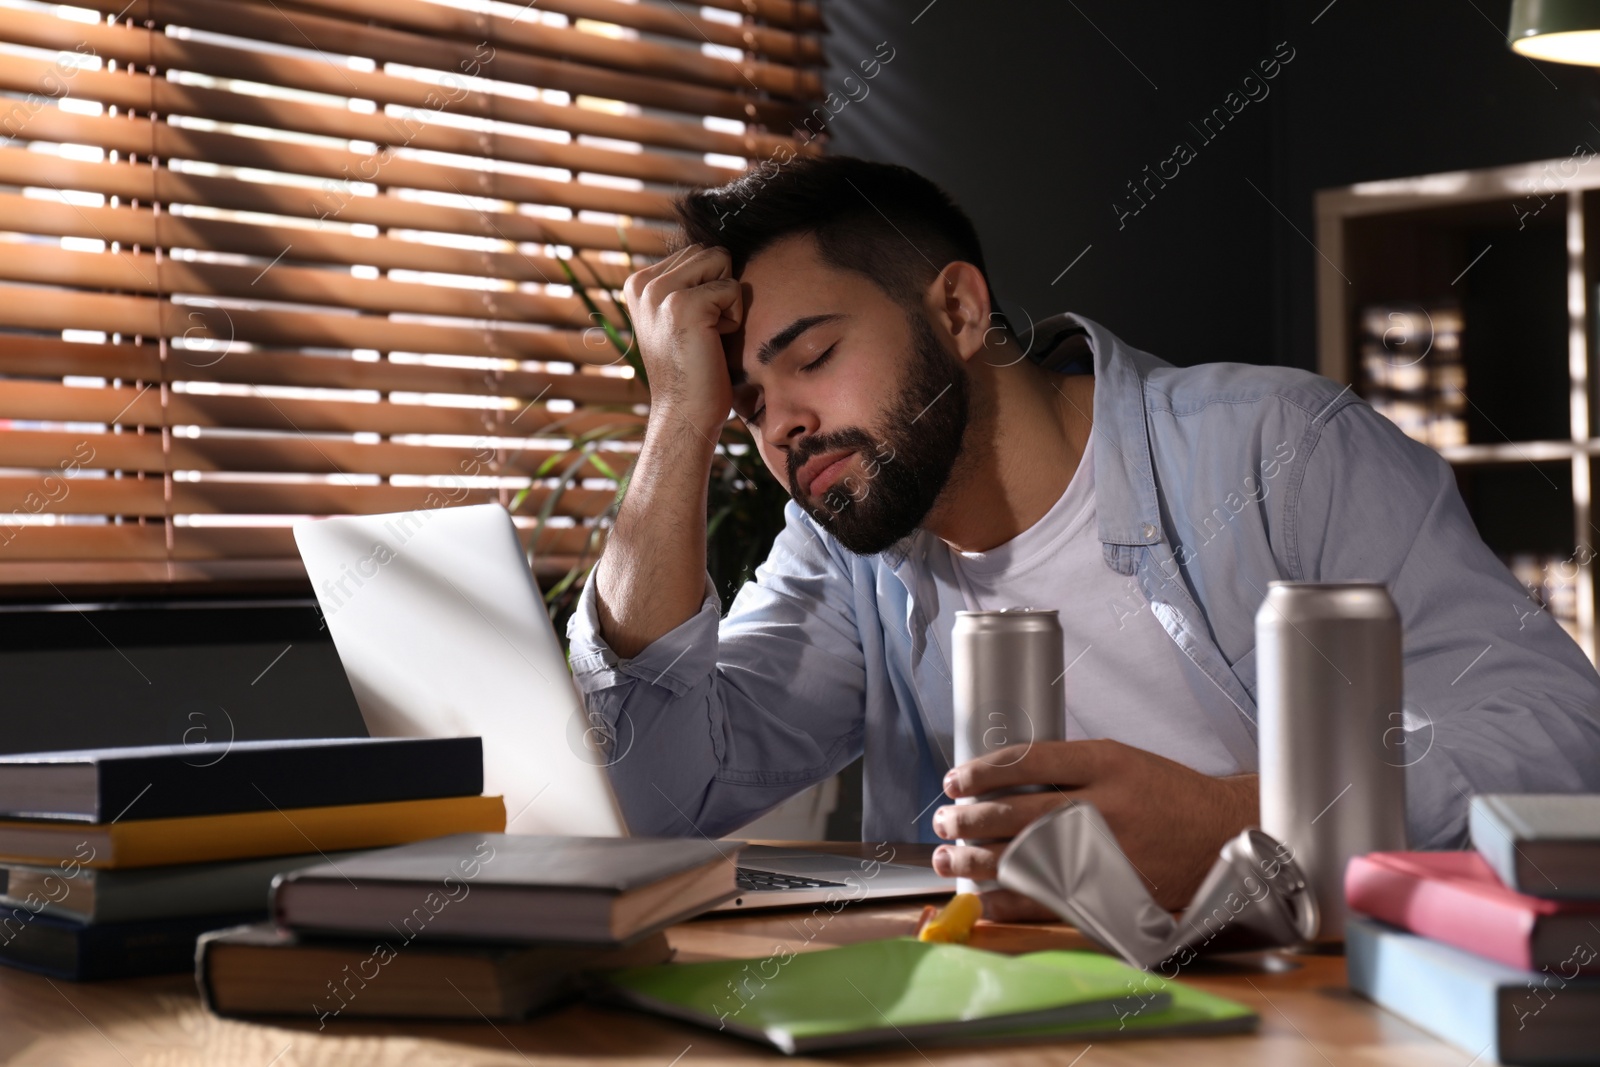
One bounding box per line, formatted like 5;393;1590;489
0;245;598;330
0;379;647;439
269;0;822;98
11;106;678;222
0;557;587;587
0;524;600;561
695;0;823;32
4;480;609;522
0;285;620;365
0;336;647;406
0;477;611;518
0;428;635;480
0;193;633;291
0;147;672;256
463;0;823;64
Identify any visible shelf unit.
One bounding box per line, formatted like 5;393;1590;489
1316;155;1600;663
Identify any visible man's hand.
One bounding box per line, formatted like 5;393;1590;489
621;243;743;440
930;740;1259;919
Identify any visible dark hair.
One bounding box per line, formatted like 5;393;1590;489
674;155;1010;333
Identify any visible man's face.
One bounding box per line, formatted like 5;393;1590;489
724;234;971;556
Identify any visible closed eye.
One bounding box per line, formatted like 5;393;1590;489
802;342;838;373
747;343;838;425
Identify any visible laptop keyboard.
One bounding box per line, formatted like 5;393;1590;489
735;867;848;892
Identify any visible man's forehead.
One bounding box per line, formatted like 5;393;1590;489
724;308;846;387
723;237;850;382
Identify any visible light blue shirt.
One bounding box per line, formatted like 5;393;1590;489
566;313;1600;847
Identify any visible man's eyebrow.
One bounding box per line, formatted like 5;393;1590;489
756;313;845;369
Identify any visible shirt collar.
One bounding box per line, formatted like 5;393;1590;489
1030;312;1167;548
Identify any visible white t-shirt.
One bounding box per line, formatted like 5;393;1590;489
946;435;1243;776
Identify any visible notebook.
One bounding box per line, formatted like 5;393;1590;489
602;938;1256;1054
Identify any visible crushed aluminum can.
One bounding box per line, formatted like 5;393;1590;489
996;800;1319;971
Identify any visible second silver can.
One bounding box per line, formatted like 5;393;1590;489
1256;581;1408;942
951;608;1067;893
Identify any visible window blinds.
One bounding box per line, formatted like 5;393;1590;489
0;0;822;591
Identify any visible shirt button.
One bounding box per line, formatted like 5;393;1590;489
1141;523;1158;540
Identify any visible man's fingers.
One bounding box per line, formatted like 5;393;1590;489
945;739;1107;799
642;245;733;304
931;843;998;881
623;242;702;302
699;276;744;333
933;793;1066;842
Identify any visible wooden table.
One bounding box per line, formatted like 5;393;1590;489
0;844;1473;1066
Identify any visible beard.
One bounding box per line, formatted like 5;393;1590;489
786;311;971;556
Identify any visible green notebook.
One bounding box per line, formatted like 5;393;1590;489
603;938;1256;1054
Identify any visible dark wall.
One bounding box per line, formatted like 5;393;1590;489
820;0;1600;371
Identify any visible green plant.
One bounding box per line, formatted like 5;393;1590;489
511;247;791;648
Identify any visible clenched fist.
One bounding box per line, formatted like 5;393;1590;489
622;243;744;439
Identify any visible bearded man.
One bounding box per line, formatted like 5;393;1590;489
564;156;1600;916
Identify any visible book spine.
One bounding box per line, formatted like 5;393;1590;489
1345;856;1537;971
1469;802;1524;893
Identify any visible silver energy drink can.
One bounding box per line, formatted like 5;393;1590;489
1256;581;1408;942
952;608;1066;893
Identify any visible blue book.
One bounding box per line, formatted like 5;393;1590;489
1347;916;1600;1064
1470;794;1600;900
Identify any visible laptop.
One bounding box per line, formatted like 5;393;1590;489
293;503;953;911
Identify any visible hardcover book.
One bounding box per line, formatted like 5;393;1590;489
1470;794;1600;899
0;737;483;823
273;834;736;945
1345;850;1600;973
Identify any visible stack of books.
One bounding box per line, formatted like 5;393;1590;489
0;737;503;980
197;834;737;1022
1346;794;1600;1062
1359;302;1467;450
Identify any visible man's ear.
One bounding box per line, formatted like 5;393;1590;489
921;261;993;364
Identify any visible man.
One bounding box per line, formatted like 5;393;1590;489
565;155;1600;916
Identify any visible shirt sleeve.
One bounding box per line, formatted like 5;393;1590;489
564;498;869;838
1291;400;1600;848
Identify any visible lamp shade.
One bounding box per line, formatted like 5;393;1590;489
1510;0;1600;65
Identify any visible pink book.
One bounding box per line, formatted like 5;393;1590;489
1345;851;1600;973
